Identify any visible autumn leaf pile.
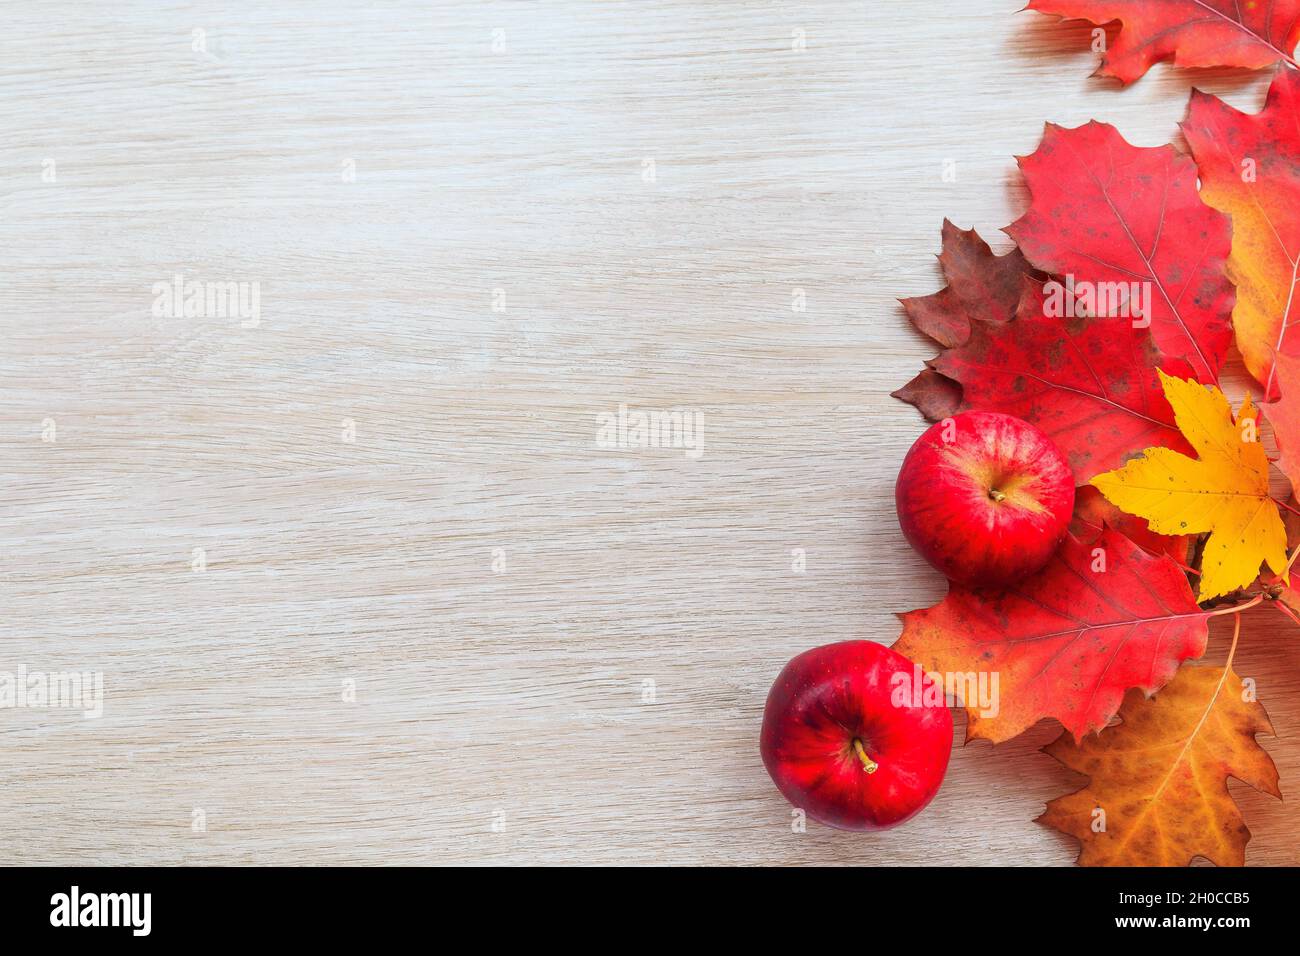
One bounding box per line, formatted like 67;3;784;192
891;8;1300;866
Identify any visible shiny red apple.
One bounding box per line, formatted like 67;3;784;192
895;410;1074;588
760;640;953;831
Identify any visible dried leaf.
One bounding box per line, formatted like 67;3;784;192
891;368;962;423
1039;663;1280;866
901;220;1036;348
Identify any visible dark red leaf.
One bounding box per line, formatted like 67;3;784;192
891;368;962;423
901;219;1037;349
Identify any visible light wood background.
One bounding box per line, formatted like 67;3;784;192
2;1;1297;866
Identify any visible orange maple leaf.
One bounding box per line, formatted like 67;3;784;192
1039;660;1280;866
1183;69;1300;401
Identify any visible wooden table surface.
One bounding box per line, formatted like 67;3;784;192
3;1;1297;866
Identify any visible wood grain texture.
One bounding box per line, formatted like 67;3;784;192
1;0;1297;865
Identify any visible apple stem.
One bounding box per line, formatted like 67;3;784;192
989;489;1006;502
851;738;879;774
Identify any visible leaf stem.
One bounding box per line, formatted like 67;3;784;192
1225;611;1242;671
1205;593;1264;617
1272;496;1300;519
1285;541;1300;576
1272;597;1300;628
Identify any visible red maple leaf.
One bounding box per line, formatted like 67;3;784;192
1070;485;1191;563
1028;1;1300;84
894;528;1212;743
1006;121;1234;385
930;280;1192;483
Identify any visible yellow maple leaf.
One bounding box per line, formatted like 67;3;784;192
1090;371;1287;601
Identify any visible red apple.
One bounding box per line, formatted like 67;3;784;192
895;410;1074;588
760;640;952;831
